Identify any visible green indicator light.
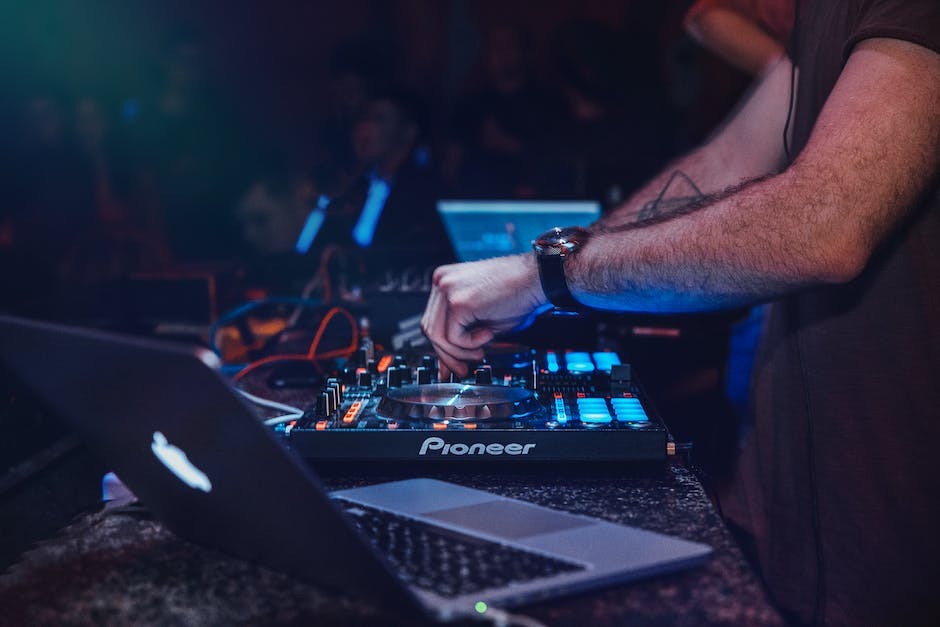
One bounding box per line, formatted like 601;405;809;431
475;601;488;614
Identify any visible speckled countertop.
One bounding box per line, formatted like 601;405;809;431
0;461;783;626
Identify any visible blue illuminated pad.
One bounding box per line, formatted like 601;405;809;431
576;397;611;423
611;398;648;421
546;351;560;373
565;352;594;373
591;352;621;372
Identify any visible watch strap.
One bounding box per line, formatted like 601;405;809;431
537;253;581;310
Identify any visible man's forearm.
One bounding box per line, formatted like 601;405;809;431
571;167;853;313
572;39;940;314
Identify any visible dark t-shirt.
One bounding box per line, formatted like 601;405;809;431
727;1;940;625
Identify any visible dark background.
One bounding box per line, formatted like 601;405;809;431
0;0;754;569
0;0;751;315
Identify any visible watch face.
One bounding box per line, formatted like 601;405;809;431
533;226;590;256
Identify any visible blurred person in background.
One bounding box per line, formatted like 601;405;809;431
131;38;246;263
310;86;453;275
550;18;672;204
60;96;171;284
445;23;567;199
236;173;318;258
313;40;393;198
0;95;88;313
230;169;324;296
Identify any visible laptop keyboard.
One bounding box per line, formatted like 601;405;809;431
335;499;586;598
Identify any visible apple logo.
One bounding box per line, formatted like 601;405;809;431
151;431;213;493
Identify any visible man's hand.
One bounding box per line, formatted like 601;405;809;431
421;254;548;378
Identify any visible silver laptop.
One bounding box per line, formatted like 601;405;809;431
437;200;601;262
0;315;710;623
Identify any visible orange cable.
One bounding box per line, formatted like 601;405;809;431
233;306;359;383
306;306;358;359
232;353;315;382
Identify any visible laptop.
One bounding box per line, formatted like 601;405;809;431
0;315;711;623
437;200;601;262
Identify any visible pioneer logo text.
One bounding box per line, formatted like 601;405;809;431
418;436;536;456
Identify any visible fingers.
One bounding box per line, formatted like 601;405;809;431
445;303;484;353
426;313;487;378
433;327;492;379
431;340;482;379
422;267;492;378
421;287;485;360
420;287;441;343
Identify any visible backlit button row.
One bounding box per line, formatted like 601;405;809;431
554;397;568;423
545;351;621;373
611;397;647;421
576;398;611;423
342;401;364;423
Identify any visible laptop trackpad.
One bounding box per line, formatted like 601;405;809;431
424;499;592;539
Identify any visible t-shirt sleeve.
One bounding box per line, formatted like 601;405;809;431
844;0;940;60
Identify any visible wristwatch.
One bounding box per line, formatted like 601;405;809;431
532;226;591;311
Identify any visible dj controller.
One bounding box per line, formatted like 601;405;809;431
281;345;673;463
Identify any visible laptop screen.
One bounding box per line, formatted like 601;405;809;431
437;200;601;262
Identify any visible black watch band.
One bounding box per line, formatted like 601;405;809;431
533;226;590;311
537;253;581;310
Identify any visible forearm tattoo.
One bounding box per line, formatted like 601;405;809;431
592;173;772;237
596;170;705;234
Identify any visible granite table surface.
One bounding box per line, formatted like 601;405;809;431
0;460;783;627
